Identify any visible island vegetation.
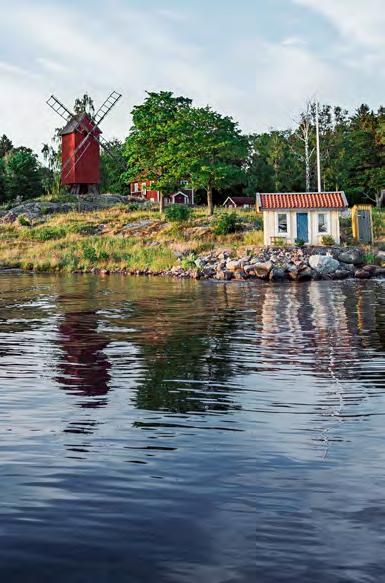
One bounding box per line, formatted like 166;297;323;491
0;91;384;278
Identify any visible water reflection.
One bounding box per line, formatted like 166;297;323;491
56;310;110;407
0;274;385;582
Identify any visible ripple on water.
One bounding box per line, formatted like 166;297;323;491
0;274;384;582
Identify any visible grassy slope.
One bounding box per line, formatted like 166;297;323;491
0;206;383;274
0;207;264;273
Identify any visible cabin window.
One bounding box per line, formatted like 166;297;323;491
141;182;147;193
318;213;328;233
134;182;139;192
277;213;288;234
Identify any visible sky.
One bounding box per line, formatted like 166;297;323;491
0;0;384;153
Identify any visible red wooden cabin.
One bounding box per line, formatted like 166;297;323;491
60;113;101;194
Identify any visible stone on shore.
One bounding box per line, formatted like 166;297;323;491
253;261;273;279
269;267;286;281
338;249;364;266
354;269;371;279
309;255;340;275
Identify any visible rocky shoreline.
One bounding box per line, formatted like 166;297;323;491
167;246;385;282
51;246;384;282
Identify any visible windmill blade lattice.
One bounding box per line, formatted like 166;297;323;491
94;91;122;126
46;95;73;122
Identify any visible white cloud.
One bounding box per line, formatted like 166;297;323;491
294;0;385;49
0;0;384;155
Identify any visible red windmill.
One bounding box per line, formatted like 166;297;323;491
46;92;122;194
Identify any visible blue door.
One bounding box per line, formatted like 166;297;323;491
296;213;309;242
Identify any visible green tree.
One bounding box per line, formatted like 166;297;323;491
73;93;95;117
124;91;192;212
100;139;128;194
4;147;43;201
170;106;248;215
0;157;6;202
0;134;13;158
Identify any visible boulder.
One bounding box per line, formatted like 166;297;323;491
202;266;216;277
216;270;233;281
354;269;371;279
374;267;385;277
234;270;248;280
363;265;377;275
333;269;351;280
338;249;364;266
226;259;242;272
297;266;314;281
253;260;273;279
286;265;299;281
269;267;286;281
309;255;340;275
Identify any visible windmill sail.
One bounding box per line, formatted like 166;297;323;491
93;91;122;126
46;95;73;122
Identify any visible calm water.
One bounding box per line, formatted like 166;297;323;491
0;274;384;582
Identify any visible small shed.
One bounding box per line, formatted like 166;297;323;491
223;196;256;209
352;204;373;244
256;192;348;246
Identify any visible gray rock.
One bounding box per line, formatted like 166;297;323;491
254;260;273;279
297;267;314;280
216;270;233;281
269;267;286;281
333;269;351;280
202;266;216;277
338;249;364;266
309;255;340;274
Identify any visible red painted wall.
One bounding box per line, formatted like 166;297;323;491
61;117;100;185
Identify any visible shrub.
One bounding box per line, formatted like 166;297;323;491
295;238;305;247
272;237;287;247
127;202;141;211
322;235;336;246
180;253;197;270
213;213;239;235
165;204;191;222
254;216;263;231
18;214;31;227
30;226;66;241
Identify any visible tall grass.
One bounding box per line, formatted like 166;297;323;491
0;205;263;272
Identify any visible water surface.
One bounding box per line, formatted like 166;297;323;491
0;274;384;582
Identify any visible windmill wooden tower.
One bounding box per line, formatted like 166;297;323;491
47;92;122;194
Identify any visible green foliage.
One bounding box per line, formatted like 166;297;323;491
18;215;31;227
170;106;248;214
295;238;306;247
3;147;43;201
272;237;287;247
124;91;192;210
254;216;263;230
165;204;191;222
363;252;378;265
29;226;67;241
180;253;197;270
321;234;336;246
213;213;239;235
100;139;128;194
0;134;13;158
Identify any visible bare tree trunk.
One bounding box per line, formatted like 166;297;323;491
377;190;385;208
207;185;214;216
159;192;165;214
